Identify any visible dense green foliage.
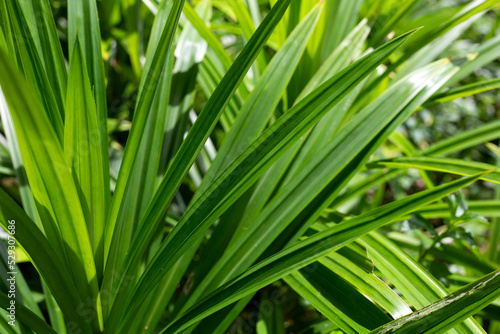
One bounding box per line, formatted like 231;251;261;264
0;0;499;333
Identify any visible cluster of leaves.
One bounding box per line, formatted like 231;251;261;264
0;0;499;333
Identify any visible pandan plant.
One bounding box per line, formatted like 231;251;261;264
0;0;499;333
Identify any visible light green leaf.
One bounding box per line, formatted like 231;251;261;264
6;0;64;141
370;270;500;334
196;1;324;199
120;29;417;331
102;0;184;312
106;1;295;329
367;156;500;184
426;78;500;106
362;231;486;333
0;291;57;334
65;36;107;280
0;188;91;332
0;47;102;332
162;173;485;334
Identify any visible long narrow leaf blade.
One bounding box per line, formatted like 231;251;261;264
0;47;102;332
369;270;500;334
0;188;91;332
162;173;485;334
65;36;107;279
367;157;500;184
119;28;417;330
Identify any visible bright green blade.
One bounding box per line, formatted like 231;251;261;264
364;0;497;95
195;2;324;200
102;0;184;306
161;173;485;334
0;188;91;332
445;33;500;88
362;231;486;333
196;50;243;132
413;200;500;218
105;1;294;329
0;291;57;334
425;78;500;106
65;36;108;281
369;270;500;334
319;245;413;320
0;90;39;230
67;0;109;167
18;0;67;111
394;13;479;82
182;56;455;305
367;156;500;184
174;2;325;316
0;243;43;318
231;19;370;241
67;0;110;281
159;0;211;178
0;47;102;332
6;0;64;141
102;0;179;306
146;0;251;99
228;0;267;79
113;3;210;331
118;29;416;330
182;0;251;98
285;272;363;334
422;119;500;156
0;82;66;334
184;59;457;308
286;246;410;334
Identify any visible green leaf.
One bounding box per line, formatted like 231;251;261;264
197;51;243;131
67;0;110;237
184;59;456;309
420;119;500;157
102;0;179;309
285;272;363;334
319;247;413;320
65;36;107;280
367;156;500;184
18;0;67;110
106;1;295;329
369;270;500;334
230;19;370;240
195;1;324;200
228;0;267;79
162;173;485;334
362;231;486;333
0;188;91;333
286;261;395;333
0;89;39;229
445;33;500;88
0;291;57;334
0;243;43;318
364;0;497;94
120;28;417;331
67;0;108;136
6;0;64;141
416;200;500;218
0;47;102;332
182;1;234;72
159;0;211;178
102;0;184;312
425;78;500;106
0;75;66;334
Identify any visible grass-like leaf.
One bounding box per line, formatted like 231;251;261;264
162;173;486;334
370;269;500;334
